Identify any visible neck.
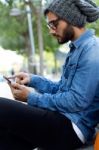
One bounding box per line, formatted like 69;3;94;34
72;27;86;41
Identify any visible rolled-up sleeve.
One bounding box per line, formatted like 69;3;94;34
28;75;61;94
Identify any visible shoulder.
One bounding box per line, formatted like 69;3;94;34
81;36;99;56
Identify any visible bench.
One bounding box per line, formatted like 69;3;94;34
94;132;99;150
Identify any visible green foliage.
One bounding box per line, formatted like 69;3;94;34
95;0;99;5
0;2;28;54
86;0;99;36
5;0;13;7
87;20;99;36
42;17;59;53
0;0;99;56
0;0;59;55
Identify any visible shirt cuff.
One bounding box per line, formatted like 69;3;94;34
27;92;39;106
28;75;41;87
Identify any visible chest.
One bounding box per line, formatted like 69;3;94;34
60;49;82;91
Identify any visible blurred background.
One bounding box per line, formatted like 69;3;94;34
0;0;99;80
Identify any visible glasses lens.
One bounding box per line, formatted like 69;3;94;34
48;22;56;30
47;18;60;30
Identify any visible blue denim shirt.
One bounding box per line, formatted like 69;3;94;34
27;29;99;143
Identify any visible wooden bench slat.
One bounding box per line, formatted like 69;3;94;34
94;132;99;150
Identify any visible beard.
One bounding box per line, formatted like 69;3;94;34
54;24;75;44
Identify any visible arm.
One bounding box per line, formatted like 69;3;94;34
28;75;61;94
27;48;99;113
8;72;61;94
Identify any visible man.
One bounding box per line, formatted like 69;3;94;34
0;0;99;150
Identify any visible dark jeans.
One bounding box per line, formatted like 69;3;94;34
0;98;84;150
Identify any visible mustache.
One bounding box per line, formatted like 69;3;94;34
52;33;60;38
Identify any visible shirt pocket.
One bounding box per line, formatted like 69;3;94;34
64;63;77;87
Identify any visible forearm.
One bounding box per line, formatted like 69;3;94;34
27;63;99;112
27;89;92;113
28;75;60;94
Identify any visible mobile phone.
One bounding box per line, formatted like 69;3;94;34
3;76;11;84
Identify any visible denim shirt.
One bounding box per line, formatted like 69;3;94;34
27;29;99;143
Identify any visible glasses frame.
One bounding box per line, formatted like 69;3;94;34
47;18;61;30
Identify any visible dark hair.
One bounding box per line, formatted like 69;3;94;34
44;9;50;16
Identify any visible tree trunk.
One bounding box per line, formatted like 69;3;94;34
36;1;44;76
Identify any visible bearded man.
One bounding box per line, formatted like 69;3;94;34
0;0;99;150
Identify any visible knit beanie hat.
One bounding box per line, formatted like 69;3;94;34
44;0;99;27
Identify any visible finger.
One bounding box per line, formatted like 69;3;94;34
20;78;28;85
12;89;20;99
8;73;23;80
8;75;16;80
11;82;23;89
15;78;22;84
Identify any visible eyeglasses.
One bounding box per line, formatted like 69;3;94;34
47;18;61;30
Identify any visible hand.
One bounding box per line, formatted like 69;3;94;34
11;82;31;102
9;72;32;85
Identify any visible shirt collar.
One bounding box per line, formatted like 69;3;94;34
69;29;95;50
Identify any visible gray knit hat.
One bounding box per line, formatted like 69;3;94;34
44;0;99;27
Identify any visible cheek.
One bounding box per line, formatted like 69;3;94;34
57;29;65;38
57;23;67;36
57;27;64;36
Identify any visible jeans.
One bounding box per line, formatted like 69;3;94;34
0;98;83;150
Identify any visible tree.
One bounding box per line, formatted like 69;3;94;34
86;0;99;36
0;0;99;74
0;1;37;73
